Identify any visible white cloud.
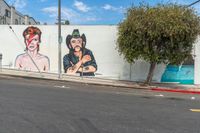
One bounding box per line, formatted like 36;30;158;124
14;0;26;9
62;8;78;19
40;0;47;2
42;6;98;24
42;6;77;19
74;0;91;12
42;7;57;18
103;4;116;10
6;0;14;5
102;4;125;13
7;0;27;9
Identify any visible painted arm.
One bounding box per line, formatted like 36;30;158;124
78;66;96;73
67;55;92;74
78;53;97;73
15;55;23;69
43;57;50;72
66;60;82;74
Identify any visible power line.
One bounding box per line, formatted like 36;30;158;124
186;0;200;8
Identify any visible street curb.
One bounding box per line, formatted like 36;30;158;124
151;88;200;94
0;68;150;90
1;68;200;94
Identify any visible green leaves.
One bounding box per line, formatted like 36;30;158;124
117;3;200;65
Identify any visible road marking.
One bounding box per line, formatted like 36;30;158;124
190;109;200;112
155;94;164;97
191;97;196;100
54;85;70;89
113;92;136;95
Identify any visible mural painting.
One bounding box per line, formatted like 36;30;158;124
63;29;97;76
15;26;50;72
161;56;194;84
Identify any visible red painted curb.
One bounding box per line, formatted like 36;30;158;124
151;88;200;94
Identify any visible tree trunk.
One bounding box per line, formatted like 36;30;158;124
145;62;156;85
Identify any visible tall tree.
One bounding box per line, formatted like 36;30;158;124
117;4;200;84
64;20;70;25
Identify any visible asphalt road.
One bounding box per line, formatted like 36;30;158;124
0;75;200;133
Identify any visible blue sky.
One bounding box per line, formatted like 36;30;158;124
5;0;200;25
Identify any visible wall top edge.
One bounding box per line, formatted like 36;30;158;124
0;25;118;27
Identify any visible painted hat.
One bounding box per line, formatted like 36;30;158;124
66;29;86;50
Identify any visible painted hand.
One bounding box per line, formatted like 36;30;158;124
82;55;91;64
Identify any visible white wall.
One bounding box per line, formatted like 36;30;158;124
194;37;200;84
0;25;166;82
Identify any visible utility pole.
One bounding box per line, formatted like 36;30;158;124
58;0;62;78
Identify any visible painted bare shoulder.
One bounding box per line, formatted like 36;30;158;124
36;53;49;60
15;53;28;68
15;53;28;61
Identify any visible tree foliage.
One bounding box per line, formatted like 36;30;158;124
64;20;70;25
117;4;200;84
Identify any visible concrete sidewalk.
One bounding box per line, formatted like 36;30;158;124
0;68;200;94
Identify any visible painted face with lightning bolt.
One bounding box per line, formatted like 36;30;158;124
25;34;40;52
15;26;50;72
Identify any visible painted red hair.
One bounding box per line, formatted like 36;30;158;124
23;26;42;43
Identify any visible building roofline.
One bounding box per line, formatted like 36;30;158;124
29;17;37;23
1;0;38;24
15;11;25;18
2;0;11;9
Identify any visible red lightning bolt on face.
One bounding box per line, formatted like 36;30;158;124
26;34;38;47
